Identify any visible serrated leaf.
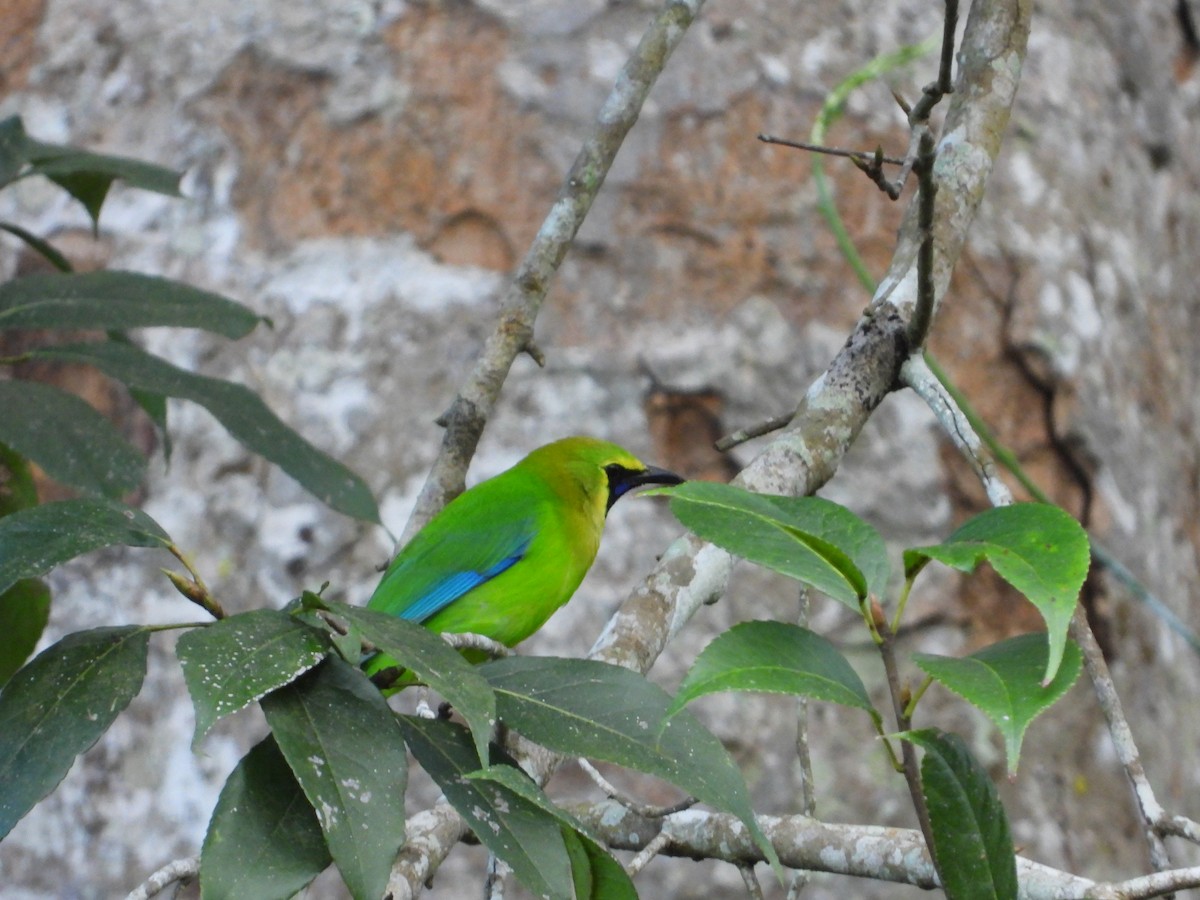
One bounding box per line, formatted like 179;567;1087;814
32;341;379;522
200;736;331;900
0;626;149;839
668;620;879;725
0;497;169;596
0;380;145;498
908;729;1017;900
482;656;782;878
0;270;261;337
914;634;1082;775
399;715;575;900
324;600;496;762
0;579;52;687
261;657;407;900
468;765;639;900
656;481;885;608
905;504;1090;684
177;609;330;748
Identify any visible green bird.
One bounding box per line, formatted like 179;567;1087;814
364;436;684;680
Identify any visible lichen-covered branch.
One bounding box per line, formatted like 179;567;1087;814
401;0;708;541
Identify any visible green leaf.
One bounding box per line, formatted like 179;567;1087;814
0;626;150;840
24;139;182;196
657;481;886;608
914;633;1082;775
468;765;639;900
177;609;330;748
0;380;145;498
31;341;379;522
0;222;73;272
0;579;52;687
907;729;1017;900
482;656;782;878
668;620;879;726
0;270;261;337
0;116;27;187
0;497;169;596
0;441;39;516
262;657;407;900
322;600;496;761
399;715;575;900
200;736;331;900
905;504;1090;684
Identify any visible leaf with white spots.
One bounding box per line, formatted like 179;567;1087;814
178;609;330;748
482;656;782;879
399;715;575;900
0;626;149;840
261;657;407;900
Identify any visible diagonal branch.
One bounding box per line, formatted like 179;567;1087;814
400;0;710;542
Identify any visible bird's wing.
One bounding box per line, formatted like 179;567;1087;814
368;510;537;624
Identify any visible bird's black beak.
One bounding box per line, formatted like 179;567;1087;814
605;464;685;512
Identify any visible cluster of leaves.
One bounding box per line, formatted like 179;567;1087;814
0;114;379;683
0;118;1093;900
656;482;1089;898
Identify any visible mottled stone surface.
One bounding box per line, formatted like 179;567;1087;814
3;0;1200;897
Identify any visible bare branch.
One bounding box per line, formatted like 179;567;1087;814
758;133;905;166
125;857;199;900
577;758;697;819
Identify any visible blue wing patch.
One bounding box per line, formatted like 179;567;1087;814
397;537;531;623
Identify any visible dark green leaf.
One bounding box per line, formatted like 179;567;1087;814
0;497;169;596
45;171;112;231
200;736;331;900
0;116;27;186
0;441;39;516
262;657;407;900
668;620;879;725
32;341;379;522
323;600;495;760
0;222;73;272
655;481;884;608
908;729;1017;900
482;656;781;878
399;715;574;900
177;609;330;748
0;380;145;498
469;765;639;900
905;504;1090;684
0;270;260;337
24;140;182;197
914;634;1082;775
0;626;149;839
0;579;51;687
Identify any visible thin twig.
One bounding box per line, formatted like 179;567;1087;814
716;411;795;451
907;129;939;349
758;134;906;166
738;863;766;899
484;854;508;900
900;354;1013;506
124;856;199;900
909;0;960;123
625;830;672;878
577;758;696;818
441;631;512;659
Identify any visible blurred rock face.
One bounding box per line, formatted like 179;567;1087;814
3;1;1200;896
